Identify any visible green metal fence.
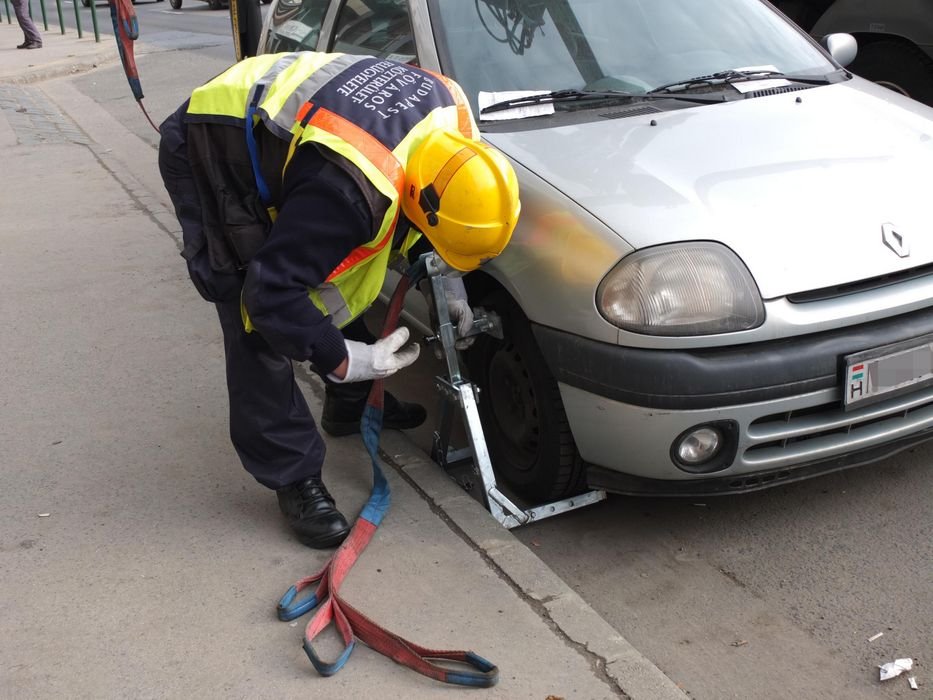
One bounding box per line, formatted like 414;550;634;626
6;0;102;42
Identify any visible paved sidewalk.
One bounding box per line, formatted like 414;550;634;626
0;14;118;84
0;22;688;699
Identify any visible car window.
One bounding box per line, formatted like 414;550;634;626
263;0;329;53
330;0;418;64
431;0;836;113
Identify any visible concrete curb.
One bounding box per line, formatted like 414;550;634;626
4;51;118;84
0;36;119;85
33;67;689;700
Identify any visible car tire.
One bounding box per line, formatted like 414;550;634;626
849;40;933;106
208;0;222;8
81;0;89;6
169;0;181;8
466;291;586;503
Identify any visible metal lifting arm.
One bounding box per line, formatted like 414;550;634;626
420;253;606;528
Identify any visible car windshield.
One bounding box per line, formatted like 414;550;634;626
429;0;837;115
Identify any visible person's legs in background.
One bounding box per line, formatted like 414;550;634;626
11;0;41;49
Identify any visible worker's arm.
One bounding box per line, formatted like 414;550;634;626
242;146;372;376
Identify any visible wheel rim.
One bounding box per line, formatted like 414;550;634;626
487;341;539;473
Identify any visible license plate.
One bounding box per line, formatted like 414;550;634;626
844;333;933;409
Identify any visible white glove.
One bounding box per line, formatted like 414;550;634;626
443;276;475;347
331;327;421;383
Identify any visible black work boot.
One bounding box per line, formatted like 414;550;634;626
276;477;351;549
321;384;427;437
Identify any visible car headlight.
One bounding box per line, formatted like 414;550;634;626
597;242;764;336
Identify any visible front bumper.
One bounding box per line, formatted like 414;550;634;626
533;306;933;493
586;428;933;496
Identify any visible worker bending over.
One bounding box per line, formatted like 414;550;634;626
158;52;520;548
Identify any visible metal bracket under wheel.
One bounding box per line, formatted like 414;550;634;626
421;253;606;529
431;377;606;528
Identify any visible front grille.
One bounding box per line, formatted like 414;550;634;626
743;385;933;468
787;263;933;303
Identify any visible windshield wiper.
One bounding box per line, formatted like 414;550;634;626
479;88;725;116
648;69;834;95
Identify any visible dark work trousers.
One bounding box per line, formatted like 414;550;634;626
215;299;376;490
159;102;378;491
215;299;327;489
11;0;42;45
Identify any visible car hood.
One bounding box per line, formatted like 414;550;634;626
484;80;933;299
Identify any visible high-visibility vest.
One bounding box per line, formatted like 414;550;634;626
186;52;477;329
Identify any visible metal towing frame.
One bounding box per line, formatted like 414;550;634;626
419;253;606;529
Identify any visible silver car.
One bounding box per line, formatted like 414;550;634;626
258;0;933;501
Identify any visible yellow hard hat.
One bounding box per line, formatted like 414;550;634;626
402;129;520;272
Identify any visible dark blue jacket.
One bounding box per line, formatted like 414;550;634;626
159;101;397;375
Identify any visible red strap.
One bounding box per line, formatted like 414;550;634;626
280;269;498;687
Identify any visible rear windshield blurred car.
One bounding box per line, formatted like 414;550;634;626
774;0;933;105
258;0;933;502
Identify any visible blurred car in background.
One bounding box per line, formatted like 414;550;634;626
166;0;269;10
774;0;933;105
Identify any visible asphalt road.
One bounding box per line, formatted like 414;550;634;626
393;348;932;700
32;0;246;49
65;9;932;697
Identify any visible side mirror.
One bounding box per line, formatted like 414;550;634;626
820;33;858;67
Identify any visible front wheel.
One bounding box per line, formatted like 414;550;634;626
466;292;586;503
169;0;182;8
849;40;933;106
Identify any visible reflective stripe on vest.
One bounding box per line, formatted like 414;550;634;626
188;53;477;329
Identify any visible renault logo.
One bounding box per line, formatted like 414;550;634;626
882;223;910;258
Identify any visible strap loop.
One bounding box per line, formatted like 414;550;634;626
276;577;321;622
303;637;356;677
